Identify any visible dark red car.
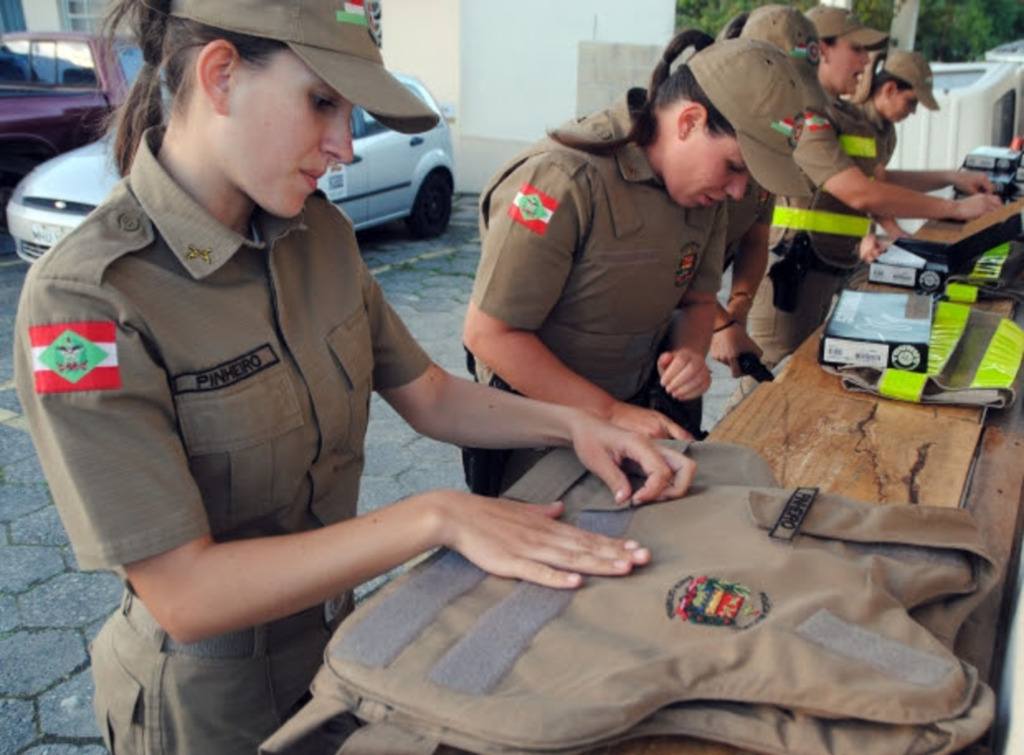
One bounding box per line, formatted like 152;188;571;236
0;31;140;229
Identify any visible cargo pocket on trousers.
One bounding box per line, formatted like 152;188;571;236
92;629;145;755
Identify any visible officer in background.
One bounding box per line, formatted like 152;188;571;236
854;49;996;247
12;1;697;752
740;4;1002;376
461;32;810;494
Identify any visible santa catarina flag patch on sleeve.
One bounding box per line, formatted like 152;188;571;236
508;183;559;234
29;321;120;394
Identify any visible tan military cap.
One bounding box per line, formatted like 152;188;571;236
806;5;889;50
169;0;439;134
689;38;811;198
739;4;829;113
883;50;940;110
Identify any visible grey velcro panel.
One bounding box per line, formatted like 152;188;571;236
427;509;632;694
795;608;956;686
332;550;486;667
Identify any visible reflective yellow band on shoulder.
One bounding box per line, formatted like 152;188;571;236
929;302;971;374
967;242;1011;281
838;134;877;158
972;318;1024;389
879;369;928;402
944;282;979;303
771;207;872;237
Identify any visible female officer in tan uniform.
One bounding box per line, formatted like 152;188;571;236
744;4;1002;370
12;1;697;753
461;31;810;491
855;49;995;242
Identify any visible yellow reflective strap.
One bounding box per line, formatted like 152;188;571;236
929;302;971;374
972;318;1024;389
944;282;979;303
772;207;872;237
838;134;877;158
879;369;928;402
967;242;1010;281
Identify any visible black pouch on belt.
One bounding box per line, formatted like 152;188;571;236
460;347;515;497
768;232;813;313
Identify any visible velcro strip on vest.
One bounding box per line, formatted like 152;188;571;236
771;206;871;237
426;509;633;695
971;318;1024;389
795;608;956;686
838;134;877;158
928;301;971;374
331;550;487;667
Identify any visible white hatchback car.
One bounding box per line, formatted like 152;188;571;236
6;73;454;262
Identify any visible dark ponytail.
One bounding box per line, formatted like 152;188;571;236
101;0;286;176
550;29;733;157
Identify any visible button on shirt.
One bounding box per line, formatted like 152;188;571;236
14;128;431;571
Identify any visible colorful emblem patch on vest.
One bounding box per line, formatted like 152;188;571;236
666;574;769;629
508;183;558;234
28;321;120;394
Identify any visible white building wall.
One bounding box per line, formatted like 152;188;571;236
23;0;61;31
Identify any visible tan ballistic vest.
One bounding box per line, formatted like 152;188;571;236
261;441;997;755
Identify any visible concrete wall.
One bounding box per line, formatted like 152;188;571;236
23;0;60;31
451;0;674;193
576;40;662;117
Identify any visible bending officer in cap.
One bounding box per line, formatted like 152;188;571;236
461;30;809;495
854;49;995;248
12;1;699;752
738;4;1002;375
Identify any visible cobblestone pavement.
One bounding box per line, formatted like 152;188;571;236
0;194;740;754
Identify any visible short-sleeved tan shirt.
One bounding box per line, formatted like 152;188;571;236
772;99;885;266
471;94;725;400
14;128;431;571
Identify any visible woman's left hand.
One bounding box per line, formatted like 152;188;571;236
565;412;697;506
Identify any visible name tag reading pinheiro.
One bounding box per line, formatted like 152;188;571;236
769;487;819;541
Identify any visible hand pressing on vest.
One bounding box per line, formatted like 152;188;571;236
657;347;712;401
857;232;888;263
433;491;652;589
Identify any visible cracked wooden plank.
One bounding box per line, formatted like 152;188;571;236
709;380;981;508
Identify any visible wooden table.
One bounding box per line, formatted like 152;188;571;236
593;200;1024;755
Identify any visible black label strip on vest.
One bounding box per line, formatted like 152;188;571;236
427;509;632;695
331;550;487;667
769;487;819;542
795;608;956;686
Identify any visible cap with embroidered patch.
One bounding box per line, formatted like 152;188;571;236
738;4;828;113
883;50;939;111
169;0;439;134
688;38;811;198
806;5;888;50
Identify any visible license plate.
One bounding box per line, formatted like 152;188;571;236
30;222;66;246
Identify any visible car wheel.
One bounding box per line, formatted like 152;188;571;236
405;171;452;239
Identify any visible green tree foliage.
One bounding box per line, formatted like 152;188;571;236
676;0;1024;61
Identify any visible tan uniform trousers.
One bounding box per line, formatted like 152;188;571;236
91;591;334;755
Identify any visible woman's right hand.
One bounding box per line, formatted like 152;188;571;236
431;490;651;589
607;401;692;441
951;192;1003;221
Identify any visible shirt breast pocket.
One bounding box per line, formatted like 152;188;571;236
175;368;304;532
324;309;373;451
